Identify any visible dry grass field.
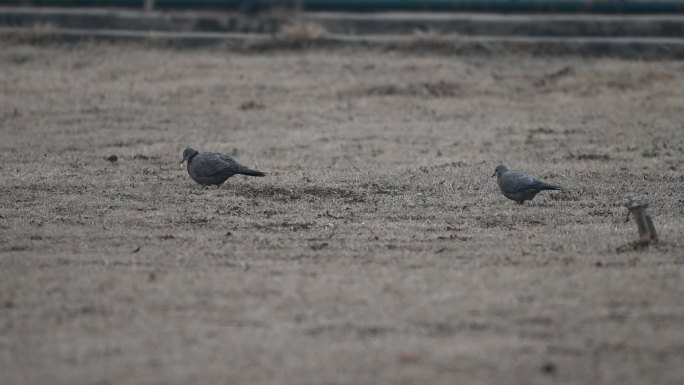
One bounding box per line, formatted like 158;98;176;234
1;41;683;385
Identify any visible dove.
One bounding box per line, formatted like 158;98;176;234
492;164;561;204
180;147;265;188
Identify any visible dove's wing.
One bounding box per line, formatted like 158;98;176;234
210;152;237;164
208;152;262;175
500;170;541;193
192;153;242;178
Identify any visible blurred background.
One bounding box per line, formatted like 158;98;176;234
1;0;684;54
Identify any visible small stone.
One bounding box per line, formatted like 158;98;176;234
541;361;557;374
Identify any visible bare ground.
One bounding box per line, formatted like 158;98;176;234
0;42;683;385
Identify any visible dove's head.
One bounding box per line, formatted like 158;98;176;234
492;164;509;178
180;147;199;164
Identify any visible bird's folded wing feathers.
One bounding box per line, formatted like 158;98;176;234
193;154;240;177
208;153;236;164
502;171;539;193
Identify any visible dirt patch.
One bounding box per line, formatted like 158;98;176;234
0;42;683;385
346;80;461;98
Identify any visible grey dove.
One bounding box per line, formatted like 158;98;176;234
180;147;265;188
492;164;561;204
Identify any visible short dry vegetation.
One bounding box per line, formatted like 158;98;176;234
0;42;683;385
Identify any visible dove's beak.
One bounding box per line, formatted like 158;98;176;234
180;158;185;165
491;172;496;177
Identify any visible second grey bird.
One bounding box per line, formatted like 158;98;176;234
492;164;561;204
180;147;265;188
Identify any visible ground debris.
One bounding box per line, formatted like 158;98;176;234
309;242;329;251
132;154;160;160
541;361;557;375
240;100;265;110
616;239;654;253
349;80;460;98
567;152;610;161
535;66;574;86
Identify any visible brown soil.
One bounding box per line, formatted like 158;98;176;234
1;42;683;385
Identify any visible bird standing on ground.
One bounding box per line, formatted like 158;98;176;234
180;147;265;188
492;164;561;204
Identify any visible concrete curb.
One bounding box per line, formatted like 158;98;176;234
3;7;684;36
3;26;684;59
2;7;684;58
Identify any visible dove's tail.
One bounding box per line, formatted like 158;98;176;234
538;182;561;190
237;167;266;177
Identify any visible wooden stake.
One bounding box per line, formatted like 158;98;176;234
626;199;658;243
